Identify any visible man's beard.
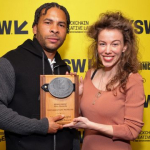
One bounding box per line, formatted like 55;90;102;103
43;41;64;53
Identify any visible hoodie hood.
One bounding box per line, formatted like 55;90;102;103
18;38;67;67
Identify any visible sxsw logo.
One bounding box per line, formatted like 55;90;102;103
131;20;150;34
144;95;150;108
63;59;87;73
0;20;28;34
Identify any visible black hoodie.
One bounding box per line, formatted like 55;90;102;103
0;38;79;150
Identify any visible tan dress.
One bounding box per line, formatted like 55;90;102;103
80;69;145;150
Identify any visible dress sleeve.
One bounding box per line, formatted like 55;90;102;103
112;73;145;140
0;57;48;135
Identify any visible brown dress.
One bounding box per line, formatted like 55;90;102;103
80;70;145;150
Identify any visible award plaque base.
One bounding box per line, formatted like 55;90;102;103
40;75;79;124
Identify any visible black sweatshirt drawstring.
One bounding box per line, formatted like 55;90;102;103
42;51;56;150
42;52;45;75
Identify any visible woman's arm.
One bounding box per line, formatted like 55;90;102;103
64;73;145;140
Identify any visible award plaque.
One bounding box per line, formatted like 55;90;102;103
40;75;79;124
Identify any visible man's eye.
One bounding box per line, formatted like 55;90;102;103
59;24;65;27
45;22;50;24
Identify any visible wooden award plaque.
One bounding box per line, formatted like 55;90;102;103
40;75;79;124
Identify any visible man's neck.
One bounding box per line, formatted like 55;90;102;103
44;50;56;60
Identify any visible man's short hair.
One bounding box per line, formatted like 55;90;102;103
32;2;70;33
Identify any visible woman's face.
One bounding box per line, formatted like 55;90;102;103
97;29;127;71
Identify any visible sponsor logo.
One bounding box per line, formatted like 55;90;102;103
69;21;89;33
133;131;150;142
0;20;28;34
0;132;5;142
131;20;150;34
140;62;150;70
69;20;150;34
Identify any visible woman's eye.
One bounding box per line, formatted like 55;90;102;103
112;43;119;46
99;43;105;46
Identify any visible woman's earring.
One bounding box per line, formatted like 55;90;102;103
96;50;99;59
96;51;98;58
121;51;124;59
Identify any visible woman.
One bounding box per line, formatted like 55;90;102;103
64;11;145;150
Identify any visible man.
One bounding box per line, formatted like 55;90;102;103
0;3;79;150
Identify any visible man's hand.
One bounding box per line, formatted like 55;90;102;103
47;115;64;133
66;71;77;75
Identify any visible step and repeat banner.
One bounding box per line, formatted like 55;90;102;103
0;0;150;149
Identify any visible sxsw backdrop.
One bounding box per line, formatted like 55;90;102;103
0;0;150;149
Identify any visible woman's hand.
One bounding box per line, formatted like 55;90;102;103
79;77;84;96
63;117;91;129
64;117;113;137
66;71;84;96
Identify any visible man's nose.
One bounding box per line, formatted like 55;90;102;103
50;24;59;33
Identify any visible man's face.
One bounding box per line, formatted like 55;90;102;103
33;7;67;52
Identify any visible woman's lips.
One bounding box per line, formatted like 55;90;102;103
103;56;114;62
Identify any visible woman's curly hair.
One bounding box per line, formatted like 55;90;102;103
87;11;140;93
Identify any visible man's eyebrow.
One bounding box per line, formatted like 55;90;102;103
59;21;66;24
44;18;66;24
43;18;52;21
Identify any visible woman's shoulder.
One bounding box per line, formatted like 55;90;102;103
85;68;96;78
129;72;143;81
127;72;144;86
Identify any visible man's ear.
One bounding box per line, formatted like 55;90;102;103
33;25;37;35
